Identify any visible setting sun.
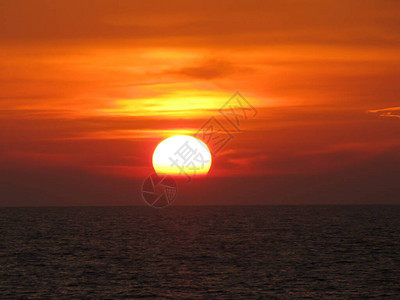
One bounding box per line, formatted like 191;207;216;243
152;135;212;176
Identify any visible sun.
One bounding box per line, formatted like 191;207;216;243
152;135;212;176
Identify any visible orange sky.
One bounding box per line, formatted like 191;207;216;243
1;0;399;205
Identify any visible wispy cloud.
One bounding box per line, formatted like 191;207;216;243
368;107;400;118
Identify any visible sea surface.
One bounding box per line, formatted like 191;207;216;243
0;206;399;299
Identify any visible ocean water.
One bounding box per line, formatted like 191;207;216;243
0;206;399;299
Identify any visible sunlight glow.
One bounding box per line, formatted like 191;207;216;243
100;89;234;117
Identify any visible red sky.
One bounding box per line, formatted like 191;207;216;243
1;0;399;206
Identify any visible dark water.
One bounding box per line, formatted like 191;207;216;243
0;206;399;299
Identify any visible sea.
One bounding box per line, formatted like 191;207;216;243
0;206;399;299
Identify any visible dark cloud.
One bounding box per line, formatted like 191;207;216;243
1;147;399;206
166;59;239;80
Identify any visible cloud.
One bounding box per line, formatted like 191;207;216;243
368;107;400;118
3;147;400;206
166;59;239;79
2;0;400;47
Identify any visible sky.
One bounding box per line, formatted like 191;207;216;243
1;0;399;206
